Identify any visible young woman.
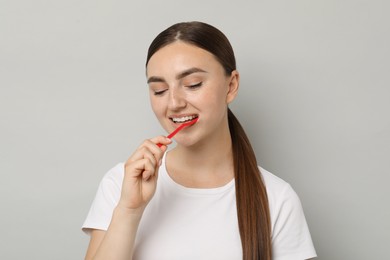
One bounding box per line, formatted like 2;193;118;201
82;21;317;260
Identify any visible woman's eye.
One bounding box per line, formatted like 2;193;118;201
187;82;203;89
154;89;167;96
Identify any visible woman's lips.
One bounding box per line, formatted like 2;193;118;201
169;114;199;124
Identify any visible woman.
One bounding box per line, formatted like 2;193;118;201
82;21;317;260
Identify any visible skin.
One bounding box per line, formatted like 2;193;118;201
84;41;240;260
147;41;240;188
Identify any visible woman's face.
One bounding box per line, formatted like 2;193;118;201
146;41;239;147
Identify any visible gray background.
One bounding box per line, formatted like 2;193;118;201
1;0;389;259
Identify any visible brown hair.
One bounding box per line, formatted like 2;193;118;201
146;21;271;260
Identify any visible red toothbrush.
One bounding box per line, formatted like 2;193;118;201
157;117;198;147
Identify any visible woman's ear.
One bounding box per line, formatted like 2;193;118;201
226;70;240;104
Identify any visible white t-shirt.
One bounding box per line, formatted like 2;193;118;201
82;154;317;260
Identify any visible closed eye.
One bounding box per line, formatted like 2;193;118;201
187;82;203;89
154;89;167;96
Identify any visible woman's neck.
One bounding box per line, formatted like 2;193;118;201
166;125;235;188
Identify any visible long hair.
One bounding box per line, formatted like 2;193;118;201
145;21;272;260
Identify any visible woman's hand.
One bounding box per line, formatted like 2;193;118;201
117;136;172;214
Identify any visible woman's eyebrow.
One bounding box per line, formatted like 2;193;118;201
147;67;207;84
147;76;165;84
176;67;207;80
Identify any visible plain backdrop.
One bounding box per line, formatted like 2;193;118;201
1;0;389;259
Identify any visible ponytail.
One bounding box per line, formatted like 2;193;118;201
228;108;272;260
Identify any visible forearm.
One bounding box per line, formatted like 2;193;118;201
92;206;143;260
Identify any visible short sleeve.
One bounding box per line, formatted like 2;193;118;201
81;163;124;235
271;183;317;260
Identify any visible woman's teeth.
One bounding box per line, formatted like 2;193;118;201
171;115;197;123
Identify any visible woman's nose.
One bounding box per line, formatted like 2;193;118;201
168;88;186;111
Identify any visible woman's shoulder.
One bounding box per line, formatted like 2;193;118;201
259;167;317;258
98;162;125;190
258;166;302;213
259;166;291;192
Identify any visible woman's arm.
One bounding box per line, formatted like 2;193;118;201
84;207;143;260
85;230;105;260
84;136;172;260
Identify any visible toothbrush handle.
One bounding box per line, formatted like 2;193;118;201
157;124;186;147
156;118;198;148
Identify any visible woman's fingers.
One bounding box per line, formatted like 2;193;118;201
127;157;157;180
120;136;172;210
128;136;171;163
